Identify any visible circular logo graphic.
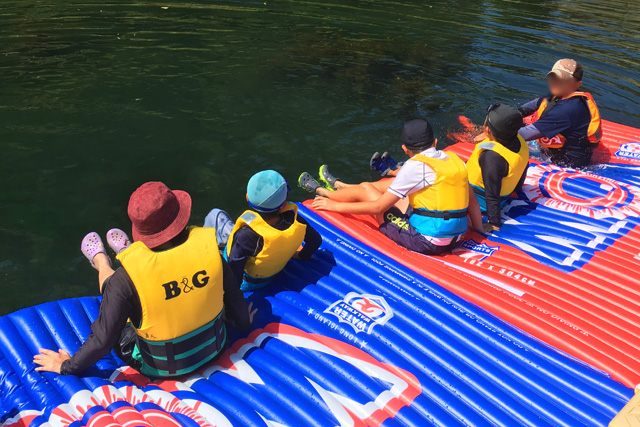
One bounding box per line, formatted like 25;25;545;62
615;141;640;161
619;142;640;153
523;163;640;219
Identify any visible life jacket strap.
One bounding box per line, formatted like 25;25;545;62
137;311;226;375
413;209;468;220
538;96;560;120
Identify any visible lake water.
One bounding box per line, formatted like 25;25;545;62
1;0;639;314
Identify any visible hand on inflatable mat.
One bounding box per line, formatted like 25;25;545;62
248;302;258;324
482;222;500;233
33;348;71;374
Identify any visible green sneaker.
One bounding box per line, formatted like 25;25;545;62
298;172;321;194
318;164;338;191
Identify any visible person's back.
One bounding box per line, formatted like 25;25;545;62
219;170;321;291
468;103;529;231
117;226;226;377
405;149;469;239
227;203;307;285
34;182;251;378
518;59;602;168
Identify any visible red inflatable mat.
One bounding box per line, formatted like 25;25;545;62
450;120;640;165
303;119;640;388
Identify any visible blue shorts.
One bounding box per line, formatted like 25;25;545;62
204;208;235;249
378;206;462;255
241;275;274;292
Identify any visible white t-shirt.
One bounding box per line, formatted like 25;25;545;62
387;147;460;245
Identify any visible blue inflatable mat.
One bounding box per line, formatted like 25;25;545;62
0;209;633;427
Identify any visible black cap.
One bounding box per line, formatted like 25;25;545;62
486;104;524;141
401;119;435;150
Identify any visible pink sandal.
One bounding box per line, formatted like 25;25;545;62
81;232;109;269
106;228;131;254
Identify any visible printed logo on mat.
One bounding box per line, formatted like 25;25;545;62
325;292;394;334
452;239;499;261
487;162;640;273
523;163;640;219
5;383;230;427
615;142;640;159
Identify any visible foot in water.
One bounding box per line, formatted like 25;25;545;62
298;172;322;194
106;228;131;254
81;232;111;269
370;152;391;176
381;152;402;172
318;164;338;191
371;152;401;176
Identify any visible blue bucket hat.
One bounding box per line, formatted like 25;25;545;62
247;170;290;213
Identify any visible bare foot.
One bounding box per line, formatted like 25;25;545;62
334;180;353;190
316;187;332;198
93;252;111;270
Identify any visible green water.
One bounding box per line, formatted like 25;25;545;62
1;0;639;315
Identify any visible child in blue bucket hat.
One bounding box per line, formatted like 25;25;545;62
205;170;322;291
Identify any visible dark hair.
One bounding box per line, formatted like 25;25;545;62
152;227;190;252
259;210;281;220
491;132;517;145
405;139;435;153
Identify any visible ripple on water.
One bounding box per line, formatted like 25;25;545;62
0;0;639;313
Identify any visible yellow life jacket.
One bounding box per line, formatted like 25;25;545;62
226;203;306;279
530;91;602;149
117;227;226;377
467;135;529;197
408;151;469;213
407;151;469;238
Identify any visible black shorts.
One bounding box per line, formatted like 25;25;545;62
113;324;143;372
378;206;462;255
543;145;594;169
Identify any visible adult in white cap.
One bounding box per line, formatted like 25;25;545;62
518;58;602;168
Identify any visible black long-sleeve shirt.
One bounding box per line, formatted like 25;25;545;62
478;137;527;228
60;257;249;375
226;212;322;285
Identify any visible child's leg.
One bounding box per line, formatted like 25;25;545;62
332;177;392;192
394;197;410;214
370;178;394;193
334;180;354;190
467;186;483;232
204;208;236;249
94;253;115;293
316;181;383;203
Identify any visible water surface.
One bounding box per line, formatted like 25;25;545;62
1;0;639;314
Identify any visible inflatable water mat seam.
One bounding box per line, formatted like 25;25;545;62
296;216;636;410
0;203;635;426
300;206;636;402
